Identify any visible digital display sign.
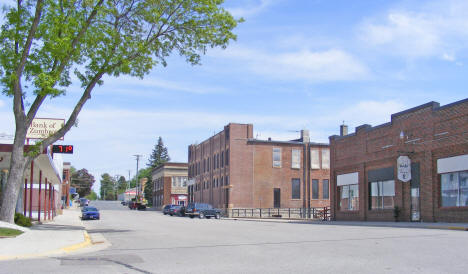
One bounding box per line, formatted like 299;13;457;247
52;145;74;154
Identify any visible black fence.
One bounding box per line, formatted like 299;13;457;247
228;207;330;220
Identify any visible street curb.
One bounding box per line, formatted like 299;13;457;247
224;218;468;231
60;231;92;253
426;226;468;231
0;230;92;261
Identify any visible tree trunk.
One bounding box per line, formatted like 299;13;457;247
0;127;28;223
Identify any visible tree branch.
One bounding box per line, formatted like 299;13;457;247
25;0;105;126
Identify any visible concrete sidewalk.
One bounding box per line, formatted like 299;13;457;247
225;217;468;231
0;207;97;260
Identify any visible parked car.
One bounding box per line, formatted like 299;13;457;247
169;205;185;216
121;201;127;206
163;204;177;215
81;206;100;220
185;203;221;219
79;198;89;207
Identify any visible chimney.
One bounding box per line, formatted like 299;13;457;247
340;123;348;136
301;130;310;143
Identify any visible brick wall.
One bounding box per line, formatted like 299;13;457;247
189;123;330;210
330;99;468;222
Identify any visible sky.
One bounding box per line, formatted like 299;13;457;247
0;0;467;193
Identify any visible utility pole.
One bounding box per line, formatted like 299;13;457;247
128;170;131;190
134;155;143;199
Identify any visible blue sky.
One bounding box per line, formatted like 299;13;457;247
0;0;467;193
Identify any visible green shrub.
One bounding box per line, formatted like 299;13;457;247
14;213;32;227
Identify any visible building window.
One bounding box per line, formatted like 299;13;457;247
369;180;395;209
323;179;329;199
291;178;300;199
221;176;224;187
441;171;468;207
321;149;330;169
291;149;301;169
221;151;224;167
312;179;319;199
273;148;281;167
226;149;229;166
226;175;229;186
339;184;359;211
203;159;206;173
310;148;320;169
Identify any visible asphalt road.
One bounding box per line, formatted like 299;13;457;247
1;200;468;274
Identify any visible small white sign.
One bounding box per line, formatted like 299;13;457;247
26;118;65;140
397;156;411;182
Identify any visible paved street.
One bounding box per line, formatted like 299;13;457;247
1;201;468;274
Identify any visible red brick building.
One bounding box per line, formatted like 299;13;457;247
329;99;468;222
152;162;188;209
187;123;330;210
0;144;63;221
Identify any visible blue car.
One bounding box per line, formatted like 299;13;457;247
81;206;100;220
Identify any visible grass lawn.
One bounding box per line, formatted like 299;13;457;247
0;227;23;237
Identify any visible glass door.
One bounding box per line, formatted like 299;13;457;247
410;163;420;221
411;187;420;221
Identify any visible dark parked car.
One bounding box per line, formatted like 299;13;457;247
79;198;89;207
121;201;127;206
81;206;100;220
185;203;221;219
169;205;185;216
163;204;178;215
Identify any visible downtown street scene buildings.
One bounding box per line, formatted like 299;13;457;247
175;98;468;223
152;163;188;209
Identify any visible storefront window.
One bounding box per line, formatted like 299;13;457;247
339;184;359;211
441;171;468;207
369;180;395;209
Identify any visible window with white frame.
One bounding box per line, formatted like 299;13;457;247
291;149;301;169
172;176;188;187
321;149;330;169
337;172;359;211
369;180;395;209
310;148;320;169
273;148;281;167
441;171;468;207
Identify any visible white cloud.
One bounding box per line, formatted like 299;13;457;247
211;46;368;82
359;0;468;59
101;75;226;95
226;0;277;17
442;52;456;62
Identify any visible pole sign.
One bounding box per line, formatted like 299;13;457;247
397;156;411;182
52;145;74;154
26;118;65;140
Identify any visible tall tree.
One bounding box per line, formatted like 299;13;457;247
70;168;95;198
0;0;241;222
140;167;153;205
99;173;116;200
147;137;170;169
117;175;127;194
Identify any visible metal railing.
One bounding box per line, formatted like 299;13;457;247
229;207;330;220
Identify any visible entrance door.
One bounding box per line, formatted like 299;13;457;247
410;188;420;221
410;163;420;221
273;188;281;208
